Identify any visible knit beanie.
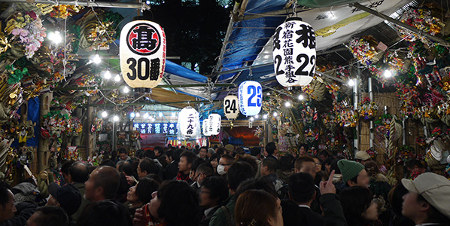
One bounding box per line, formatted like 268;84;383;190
338;159;365;183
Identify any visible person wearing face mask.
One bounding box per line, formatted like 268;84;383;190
191;163;214;190
217;154;234;176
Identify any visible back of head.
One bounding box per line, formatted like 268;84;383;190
31;206;69;226
265;142;276;155
135;178;159;204
94;166;121;199
228;161;256;191
139;158;159;175
201;176;229;204
61;160;75;176
279;154;294;171
262;158;278;173
77;200;132;226
294;156;315;171
196;163;214;177
250;147;261;157
69;162;89;183
236;178;277;198
364;160;379;177
121;161;137;177
157;181;200;226
235;189;278;226
287;173;315;204
192;158;206;172
339;186;372;225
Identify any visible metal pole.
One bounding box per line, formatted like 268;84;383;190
56;83;236;91
402;118;406;145
368;77;374;149
112;121;116;153
350;2;450;47
384;106;388;152
0;0;150;9
353;65;360;152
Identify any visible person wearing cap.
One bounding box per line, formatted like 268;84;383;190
355;150;371;164
401;172;450;225
337;159;370;188
46;183;82;218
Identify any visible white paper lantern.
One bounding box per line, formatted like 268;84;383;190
202;119;211;136
178;107;199;138
238;81;262;116
208;114;221;135
120;20;166;88
273;17;316;87
223;95;239;119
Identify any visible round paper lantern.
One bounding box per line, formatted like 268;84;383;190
238;81;262;116
120;20;166;88
202;118;211;136
224;95;239;119
273;17;316;87
178;107;199;138
208;114;221;135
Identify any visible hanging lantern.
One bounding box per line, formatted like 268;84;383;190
120;20;166;88
178;107;199;138
238;81;262;116
223;95;239;119
208;114;221;135
202;118;211;136
273;17;316;87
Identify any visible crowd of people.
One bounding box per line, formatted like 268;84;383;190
0;142;449;226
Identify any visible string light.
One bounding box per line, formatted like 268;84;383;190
114;74;121;82
298;94;305;101
103;71;112;80
255;114;259;119
273;112;278;117
263;114;268;119
112;115;120;122
136;112;141;117
348;79;355;87
47;31;62;44
130;112;136;118
383;70;393;78
122;86;130;93
249;117;254;121
285;101;292;108
90;54;101;64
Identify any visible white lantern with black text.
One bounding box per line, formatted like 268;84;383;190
208;114;221;135
178;107;199;138
120;20;166;88
238;81;262;116
273;17;316;87
223;95;239;119
202;118;211;136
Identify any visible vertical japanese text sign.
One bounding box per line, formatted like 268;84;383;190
273;17;316;87
120;20;166;88
238;81;262;116
178;107;199;139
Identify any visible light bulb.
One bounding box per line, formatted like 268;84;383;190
101;111;108;118
255;114;259;119
249;117;254;122
136;112;141;117
130;112;136;118
113;115;120;122
348;79;355;87
103;71;112;80
263;114;268;119
383;70;393;78
122;86;130;93
298;94;305;101
90;54;101;64
285;101;291;108
48;31;62;44
273;112;278;117
114;74;121;82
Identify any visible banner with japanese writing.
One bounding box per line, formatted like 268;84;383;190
120;20;166;88
133;123;178;135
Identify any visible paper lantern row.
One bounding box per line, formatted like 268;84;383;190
202;114;221;136
224;81;263;118
178;107;200;138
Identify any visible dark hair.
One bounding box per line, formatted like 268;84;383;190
135;178;159;204
250;147;261;157
154;146;163;154
209;153;220;162
191;158;206;172
417;194;450;224
0;181;11;207
388;183;409;217
220;154;234;163
235;190;278;226
200;146;208;151
279;154;294;171
236;155;258;173
196;163;214;177
100;159;116;168
32;206;69;226
294;156;315;171
77;200;132;226
134;149;145;159
288;173;315;203
265;142;276;155
139;158;159;175
262;158;278;173
180;151;197;165
364;160;379;177
227;161;255;191
201;176;229;204
339;186;373;226
216;147;225;156
236;178;277;198
118;148;128;155
61;160;75;175
120;161;137;178
69;162;89;183
157;181;200;226
93;166;121;199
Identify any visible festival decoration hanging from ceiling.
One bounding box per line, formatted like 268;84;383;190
223;95;239;119
238;81;262;116
178;106;200;139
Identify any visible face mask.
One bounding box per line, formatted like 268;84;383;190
217;164;226;175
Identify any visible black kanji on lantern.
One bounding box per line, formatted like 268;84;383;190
273;27;282;50
132;26;157;51
295;24;316;49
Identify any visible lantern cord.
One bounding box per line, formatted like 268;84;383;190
292;1;297;17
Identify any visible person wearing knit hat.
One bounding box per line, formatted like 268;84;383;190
401;172;450;225
337;159;370;188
